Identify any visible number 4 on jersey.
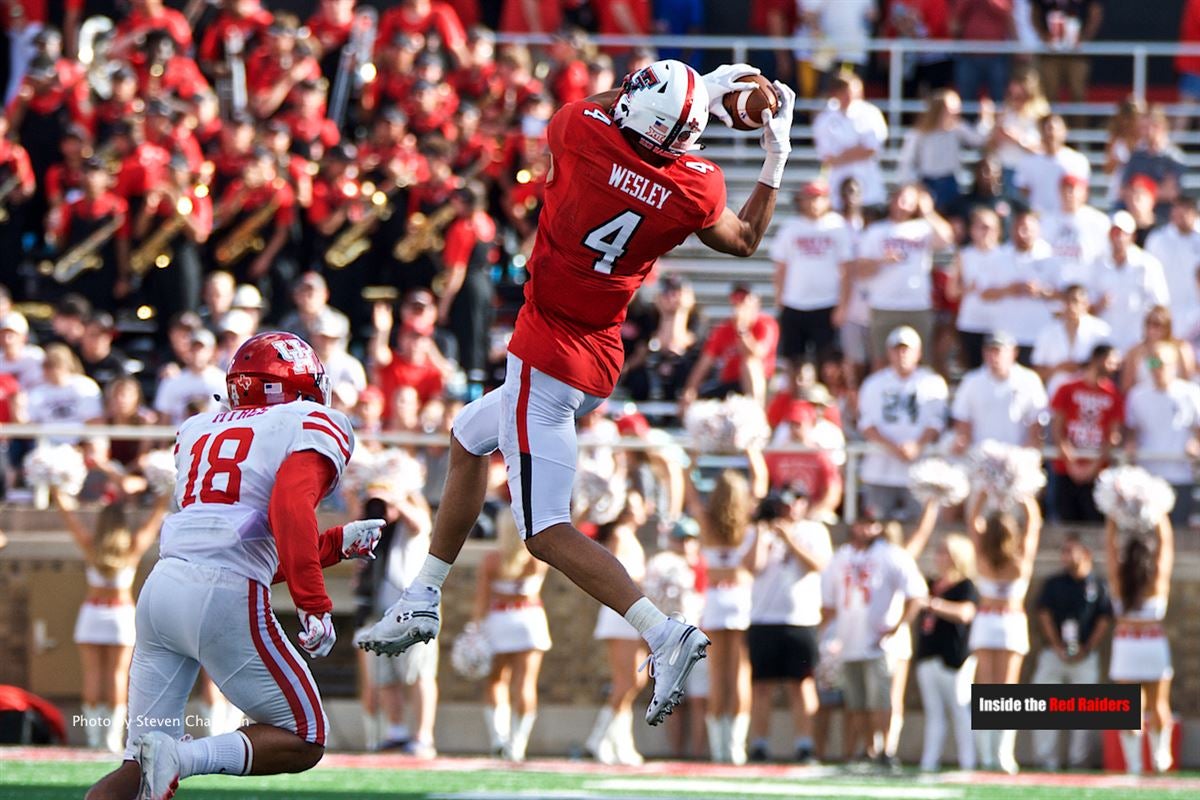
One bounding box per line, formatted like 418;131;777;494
584;210;644;274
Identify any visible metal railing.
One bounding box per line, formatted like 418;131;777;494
499;32;1200;134
3;422;1194;523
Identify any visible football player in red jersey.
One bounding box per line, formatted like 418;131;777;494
359;59;795;726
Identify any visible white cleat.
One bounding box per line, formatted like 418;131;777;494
641;620;710;726
355;584;441;656
135;731;181;800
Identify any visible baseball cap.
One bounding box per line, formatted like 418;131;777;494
296;272;327;292
311;312;349;340
1060;173;1088;188
786;400;818;426
660;274;685;293
0;311;29;335
729;281;753;301
800;179;830;197
886;325;921;349
218;309;256;337
1110;210;1137;235
86;311;116;332
189;328;216;348
669;516;700;540
984;330;1016;348
615;411;651;438
799;383;833;407
359;385;385;406
232;284;264;309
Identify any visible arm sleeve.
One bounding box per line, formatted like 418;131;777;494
442;218;475;268
268;450;339;614
271;523;345;584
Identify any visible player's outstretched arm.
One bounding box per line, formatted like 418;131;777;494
697;81;795;258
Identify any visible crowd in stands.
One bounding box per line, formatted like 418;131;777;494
0;0;1195;775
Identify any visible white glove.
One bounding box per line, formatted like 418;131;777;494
701;63;762;128
297;610;336;658
340;518;385;560
758;80;796;188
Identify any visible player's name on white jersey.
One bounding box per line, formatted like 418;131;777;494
608;164;673;209
209;406;270;424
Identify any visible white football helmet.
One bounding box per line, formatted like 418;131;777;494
613;59;709;160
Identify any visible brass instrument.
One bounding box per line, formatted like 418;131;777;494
39;214;125;283
130;194;197;274
393;204;458;262
325;183;392;269
329;7;378;128
214;186;282;267
224;27;248;116
0;173;21;223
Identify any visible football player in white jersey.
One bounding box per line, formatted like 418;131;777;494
86;332;385;800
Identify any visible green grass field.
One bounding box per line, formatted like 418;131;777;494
2;753;1199;800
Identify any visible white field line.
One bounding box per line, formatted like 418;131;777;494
590;778;965;799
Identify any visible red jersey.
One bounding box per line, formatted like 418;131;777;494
377;2;466;52
1050;377;1124;474
703;315;781;385
507;100;725;397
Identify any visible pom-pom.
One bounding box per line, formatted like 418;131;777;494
342;448;425;502
909;458;970;507
684;394;770;454
342;448;378;497
141;449;177;495
967;440;1046;511
572;469;627;525
450;622;493;681
23;443;87;495
1094;466;1176;532
643;552;695;619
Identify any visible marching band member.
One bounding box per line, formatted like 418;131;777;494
52;156;130;310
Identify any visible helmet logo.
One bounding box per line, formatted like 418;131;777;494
272;339;318;374
626;65;661;94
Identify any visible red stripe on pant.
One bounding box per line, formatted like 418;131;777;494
247;580;309;742
516;360;534;537
261;586;326;746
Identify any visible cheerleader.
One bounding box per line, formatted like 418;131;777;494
586;491;650;766
474;513;551;762
1106;515;1175;773
967;492;1041;774
52;487;169;752
688;469;763;764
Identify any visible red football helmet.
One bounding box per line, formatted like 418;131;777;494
225;331;331;409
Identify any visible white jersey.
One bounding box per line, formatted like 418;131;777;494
859;217;939;312
822;539;927;662
1042;205;1111;288
956;245;1004;334
991;240;1060;346
768;212;853;310
160;401;354;587
857;366;949;487
951;364;1048;447
750;520;832;626
1093;247;1170;352
1144;223;1200;323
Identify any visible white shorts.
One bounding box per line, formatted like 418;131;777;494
74;601;137;646
124;558;327;759
686;651;710;698
483;604;552;654
1109;627;1173;682
366;638;438;686
883;623;912;662
453;353;604;538
700;584;752;633
968;609;1030;656
594;605;641;641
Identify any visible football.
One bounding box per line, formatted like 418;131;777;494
721;74;780;131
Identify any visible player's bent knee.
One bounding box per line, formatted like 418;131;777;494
290;741;325;773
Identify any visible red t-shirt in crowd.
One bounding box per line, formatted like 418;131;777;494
766;393;842;429
703;315;780;386
1050;377;1124;474
763;449;840;502
443;211;497;268
377;1;466;53
378;352;446;408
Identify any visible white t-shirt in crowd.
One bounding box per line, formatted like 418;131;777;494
991;240;1061;346
957;245;1005;334
1031;314;1112;370
26;375;103;442
323;348;368;396
1144;223;1200;324
0;344;46;389
1092;247;1170;352
1125;379;1200;484
1041;205;1111;288
857;366;949;487
378;525;432;613
750;520;832;626
1014;147;1092;215
154;366;227;424
813;98;889;208
951;363;1048;446
822;538;927;662
769;212;853;311
859;217;939;312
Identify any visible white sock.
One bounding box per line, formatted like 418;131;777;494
176;730;253;778
625;597;669;640
387;723;410;742
973;729;995;769
885;710;903;757
729;714;750;766
706;716;724;762
484;705;510;752
105;705;126;754
1119;729;1144;774
82;704;103;749
586;707;615;756
997;729;1018;774
415;555;452;590
363;713;382;751
610;710;642;765
508;713;536;761
1149;723;1173;772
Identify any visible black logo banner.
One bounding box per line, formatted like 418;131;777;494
972;684;1141;730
